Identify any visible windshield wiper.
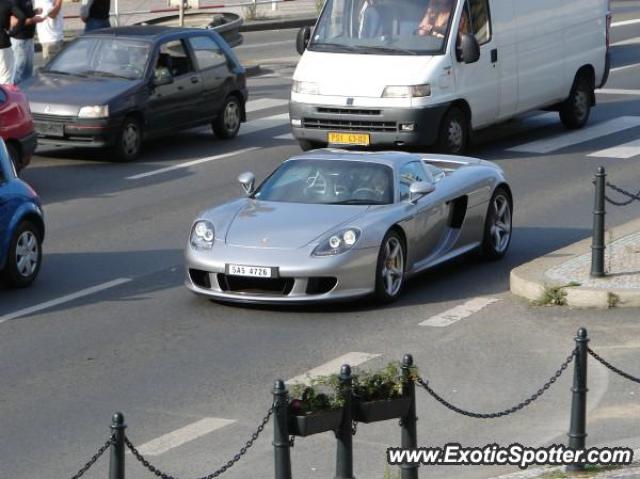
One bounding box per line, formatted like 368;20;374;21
328;199;384;205
309;42;363;53
78;70;131;79
353;45;419;55
45;69;88;77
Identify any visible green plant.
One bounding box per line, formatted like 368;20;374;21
383;464;400;479
352;362;409;402
533;282;581;306
607;292;620;308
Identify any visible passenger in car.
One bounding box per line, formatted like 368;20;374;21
417;0;459;38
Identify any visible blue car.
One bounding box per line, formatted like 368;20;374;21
0;139;44;288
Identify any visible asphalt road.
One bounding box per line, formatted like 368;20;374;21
2;4;640;479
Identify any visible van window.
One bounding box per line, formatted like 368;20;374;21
460;0;491;45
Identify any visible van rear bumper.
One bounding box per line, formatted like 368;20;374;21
289;101;449;147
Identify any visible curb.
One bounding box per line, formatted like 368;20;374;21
510;217;640;309
240;16;316;32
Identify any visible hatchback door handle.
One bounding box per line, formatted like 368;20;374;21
491;49;498;63
191;76;200;84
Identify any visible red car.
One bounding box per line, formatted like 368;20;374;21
0;85;37;172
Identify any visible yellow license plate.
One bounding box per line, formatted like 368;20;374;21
328;132;370;146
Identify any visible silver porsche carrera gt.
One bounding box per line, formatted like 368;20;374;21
185;149;512;304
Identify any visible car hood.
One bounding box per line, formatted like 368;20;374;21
21;73;140;115
225;200;368;249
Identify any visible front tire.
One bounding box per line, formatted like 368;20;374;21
374;230;406;303
560;76;593;129
298;139;326;151
213;96;242;139
113;117;142;162
481;187;513;260
437;106;469;154
2;221;42;288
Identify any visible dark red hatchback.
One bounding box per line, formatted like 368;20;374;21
0;85;37;172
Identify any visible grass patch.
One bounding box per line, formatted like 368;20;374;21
533;282;581;306
607;292;621;308
539;463;625;479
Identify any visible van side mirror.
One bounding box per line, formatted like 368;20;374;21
296;26;311;55
408;181;435;203
458;33;480;64
153;66;173;86
238;171;256;195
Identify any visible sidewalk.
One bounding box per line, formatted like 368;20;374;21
511;217;640;308
490;462;640;479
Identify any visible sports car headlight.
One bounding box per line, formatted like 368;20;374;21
313;228;361;256
78;105;109;118
292;80;320;95
382;84;431;98
190;220;215;250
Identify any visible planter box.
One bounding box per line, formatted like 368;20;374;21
288;409;343;437
353;397;411;424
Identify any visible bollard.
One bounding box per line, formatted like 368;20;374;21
109;412;126;479
567;328;589;472
335;364;355;479
400;354;419;479
273;380;292;479
591;167;606;277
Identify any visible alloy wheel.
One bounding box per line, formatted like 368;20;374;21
381;237;404;297
490;194;512;254
122;123;140;157
224;100;240;133
574;89;589;123
447;119;464;152
15;230;39;278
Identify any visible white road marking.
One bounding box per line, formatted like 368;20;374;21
126;147;260;180
597;88;640;96
286;352;381;386
241;113;290;136
137;418;236;456
612;36;640;46
274;132;295;140
589;139;640;159
612;18;640;28
0;278;131;324
419;298;501;328
508;116;640;154
611;63;640;73
246;98;289;114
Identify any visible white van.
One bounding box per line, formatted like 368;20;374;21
290;0;611;153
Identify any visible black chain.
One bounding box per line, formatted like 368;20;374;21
605;182;640;207
588;348;640;384
416;349;576;419
351;421;358;436
126;406;273;479
70;435;114;479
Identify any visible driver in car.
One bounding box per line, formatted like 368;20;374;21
417;0;466;38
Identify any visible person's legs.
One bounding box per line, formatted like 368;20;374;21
0;48;15;84
84;18;111;32
42;41;63;61
11;38;34;84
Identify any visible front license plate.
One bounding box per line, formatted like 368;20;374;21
35;122;64;137
227;264;274;278
328;132;370;146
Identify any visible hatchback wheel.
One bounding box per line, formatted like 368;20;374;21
114;117;142;162
374;230;405;303
3;221;42;288
213;96;241;139
560;76;593;129
437;107;469;154
481;187;513;260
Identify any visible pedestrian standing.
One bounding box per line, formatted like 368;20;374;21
10;0;43;84
80;0;110;32
0;1;25;83
34;0;63;61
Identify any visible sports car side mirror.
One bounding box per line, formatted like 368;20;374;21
238;171;256;195
409;181;435;203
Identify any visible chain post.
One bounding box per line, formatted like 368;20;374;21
110;412;126;479
591;167;606;277
335;364;354;479
567;328;589;472
273;380;292;479
400;354;418;479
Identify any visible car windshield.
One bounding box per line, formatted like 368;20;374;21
310;0;457;55
45;37;151;80
254;159;394;205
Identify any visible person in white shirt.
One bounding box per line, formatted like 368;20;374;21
34;0;63;60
